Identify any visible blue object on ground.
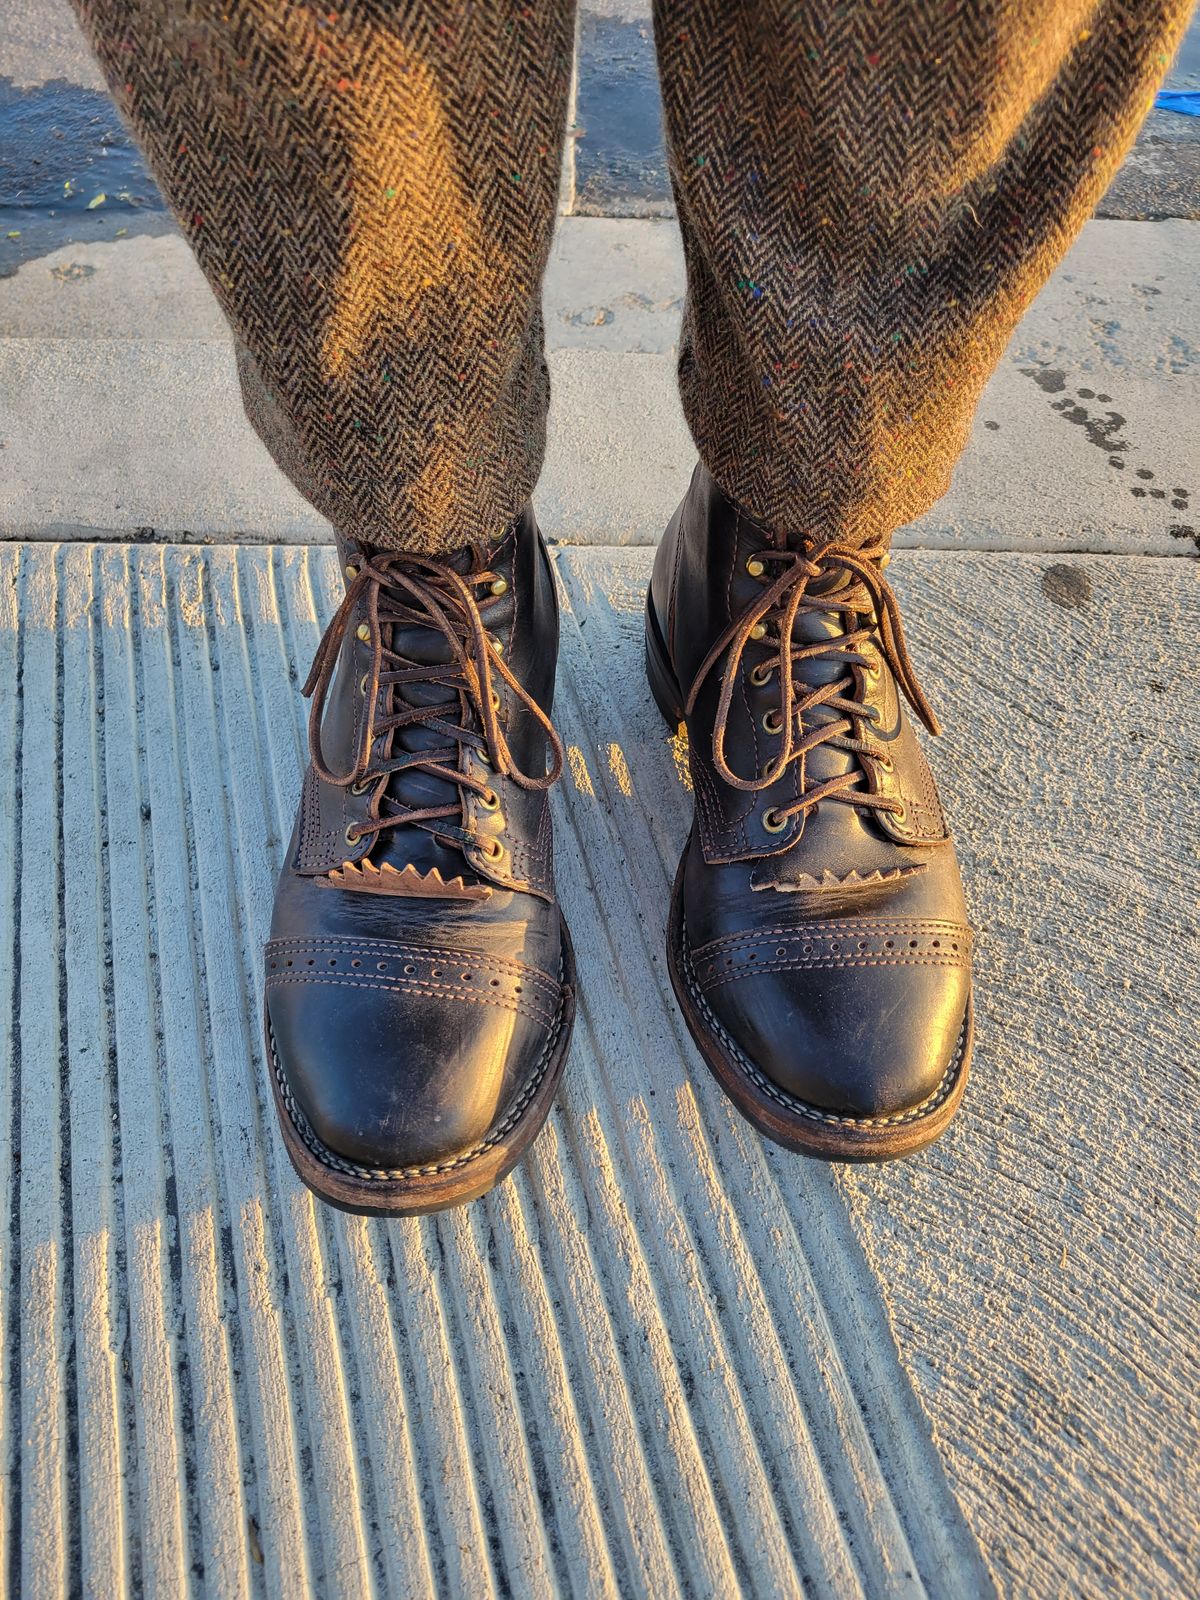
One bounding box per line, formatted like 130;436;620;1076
1155;90;1200;116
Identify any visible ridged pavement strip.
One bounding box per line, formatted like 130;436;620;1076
3;539;1005;1599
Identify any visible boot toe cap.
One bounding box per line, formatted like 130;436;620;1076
688;927;971;1121
264;938;566;1172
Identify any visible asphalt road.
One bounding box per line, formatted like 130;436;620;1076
3;0;1199;277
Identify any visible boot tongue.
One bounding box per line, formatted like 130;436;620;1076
754;578;901;887
785;589;863;792
367;564;485;879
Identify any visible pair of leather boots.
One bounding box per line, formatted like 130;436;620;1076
264;466;973;1214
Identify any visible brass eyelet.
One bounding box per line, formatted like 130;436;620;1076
479;789;501;812
745;556;766;578
875;750;893;774
762;755;784;783
490;689;502;712
863;655;881;680
749;622;768;642
344;824;360;846
762;808;788;834
762;709;784;735
350;778;371;796
750;663;773;687
344;562;358;581
480;836;504;861
490;576;508;597
490;636;504;656
359;673;370;695
892;804;907;826
356;623;370;643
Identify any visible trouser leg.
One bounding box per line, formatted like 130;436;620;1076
69;0;576;553
653;0;1191;546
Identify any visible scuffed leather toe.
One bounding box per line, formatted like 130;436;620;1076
685;920;972;1119
265;937;566;1172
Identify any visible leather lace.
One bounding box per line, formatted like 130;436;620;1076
688;545;940;825
304;549;563;850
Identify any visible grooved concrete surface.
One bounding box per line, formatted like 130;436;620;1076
3;539;995;1600
3;537;1199;1598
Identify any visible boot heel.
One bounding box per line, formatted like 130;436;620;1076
644;596;685;728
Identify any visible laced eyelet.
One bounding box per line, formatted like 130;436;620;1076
745;556;766;579
359;673;369;695
479;789;501;812
762;709;784;735
490;689;502;712
874;750;893;773
750;663;773;687
480;836;504;861
762;808;788;834
350;778;371;796
892;804;907;826
490;636;504;656
762;755;784;783
344;824;360;845
863;655;881;680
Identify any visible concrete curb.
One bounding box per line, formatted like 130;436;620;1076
2;219;1197;555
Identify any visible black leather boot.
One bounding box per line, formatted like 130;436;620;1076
646;466;972;1160
264;508;575;1213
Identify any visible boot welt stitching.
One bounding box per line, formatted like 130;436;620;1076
681;922;967;1129
267;959;567;1182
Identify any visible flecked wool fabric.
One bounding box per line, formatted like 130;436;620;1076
72;0;1191;554
655;0;1192;544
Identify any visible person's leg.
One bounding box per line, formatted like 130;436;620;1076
70;0;573;554
646;1;1189;1158
654;0;1190;545
72;0;578;1213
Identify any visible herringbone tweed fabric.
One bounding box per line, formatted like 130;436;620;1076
654;0;1192;543
71;0;574;553
72;0;1190;554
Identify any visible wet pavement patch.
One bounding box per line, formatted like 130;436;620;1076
573;11;673;217
1096;19;1200;220
1020;365;1197;550
0;77;168;274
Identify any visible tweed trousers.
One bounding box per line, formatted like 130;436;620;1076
72;1;1190;554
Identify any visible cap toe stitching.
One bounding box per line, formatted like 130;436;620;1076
699;953;970;989
265;968;560;1030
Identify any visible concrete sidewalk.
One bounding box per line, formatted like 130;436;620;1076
2;160;1199;1600
3;217;1199;554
